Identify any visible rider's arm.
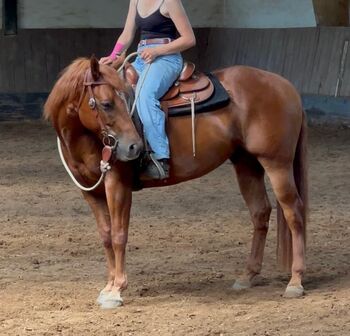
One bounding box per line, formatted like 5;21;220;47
115;0;138;54
100;0;137;63
155;0;196;56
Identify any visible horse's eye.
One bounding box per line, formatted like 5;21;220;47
100;101;114;111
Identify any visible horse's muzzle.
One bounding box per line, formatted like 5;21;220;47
116;138;143;161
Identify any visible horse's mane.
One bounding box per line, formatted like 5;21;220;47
43;57;125;121
43;58;90;121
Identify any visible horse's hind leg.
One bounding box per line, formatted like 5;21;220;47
82;192;115;303
231;152;272;290
259;159;306;297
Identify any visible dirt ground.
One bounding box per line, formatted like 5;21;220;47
0;120;349;336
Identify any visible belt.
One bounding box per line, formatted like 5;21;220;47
138;38;172;47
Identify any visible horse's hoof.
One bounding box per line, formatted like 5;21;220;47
96;290;111;305
98;291;124;309
232;279;251;291
100;298;124;309
283;285;304;298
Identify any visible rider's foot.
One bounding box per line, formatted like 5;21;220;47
141;158;169;180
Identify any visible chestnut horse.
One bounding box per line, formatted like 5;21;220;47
44;55;307;309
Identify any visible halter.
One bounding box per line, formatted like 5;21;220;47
78;69;120;151
57;68;133;192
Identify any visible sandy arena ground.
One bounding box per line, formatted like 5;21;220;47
0;120;349;336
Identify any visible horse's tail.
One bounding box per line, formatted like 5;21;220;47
277;110;308;271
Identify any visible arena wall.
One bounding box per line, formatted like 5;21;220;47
202;27;350;98
1;1;349;120
1;0;316;29
2;27;349;95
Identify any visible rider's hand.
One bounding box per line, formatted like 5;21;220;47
140;48;160;64
99;56;116;65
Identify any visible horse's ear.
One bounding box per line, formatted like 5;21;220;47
90;54;101;81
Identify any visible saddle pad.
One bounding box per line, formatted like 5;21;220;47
167;73;231;117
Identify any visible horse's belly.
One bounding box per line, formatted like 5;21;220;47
166;111;237;183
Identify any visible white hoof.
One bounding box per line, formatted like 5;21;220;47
96;290;111;305
100;298;123;309
232;279;251;291
99;291;124;309
283;285;304;298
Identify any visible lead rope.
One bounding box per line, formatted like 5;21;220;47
57;137;110;192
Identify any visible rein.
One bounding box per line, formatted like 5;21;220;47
117;52;151;118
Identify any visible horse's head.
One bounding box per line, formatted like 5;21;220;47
76;55;143;161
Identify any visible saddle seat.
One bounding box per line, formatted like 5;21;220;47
125;61;214;113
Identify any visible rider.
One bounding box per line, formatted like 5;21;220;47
100;0;196;179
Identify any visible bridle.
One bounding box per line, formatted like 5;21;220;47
57;67;133;192
78;69;122;152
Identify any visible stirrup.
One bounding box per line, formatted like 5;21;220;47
149;153;168;179
139;153;169;180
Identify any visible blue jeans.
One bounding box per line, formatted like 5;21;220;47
133;44;183;160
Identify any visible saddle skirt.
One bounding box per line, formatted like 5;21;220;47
125;61;218;115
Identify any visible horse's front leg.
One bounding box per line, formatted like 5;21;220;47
82;192;116;304
101;168;132;309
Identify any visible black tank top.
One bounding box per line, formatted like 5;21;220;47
135;0;177;40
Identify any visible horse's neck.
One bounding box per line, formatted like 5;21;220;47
58;112;101;175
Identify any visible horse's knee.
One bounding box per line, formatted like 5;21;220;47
100;232;112;248
111;231;128;250
99;229;112;249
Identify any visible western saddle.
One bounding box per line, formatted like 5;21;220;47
124;61;217;157
124;61;214;113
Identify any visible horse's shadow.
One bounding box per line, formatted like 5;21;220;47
302;272;350;290
129;269;350;306
131;275;281;304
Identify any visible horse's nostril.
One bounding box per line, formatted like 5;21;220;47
124;140;143;159
128;144;136;153
128;143;141;156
